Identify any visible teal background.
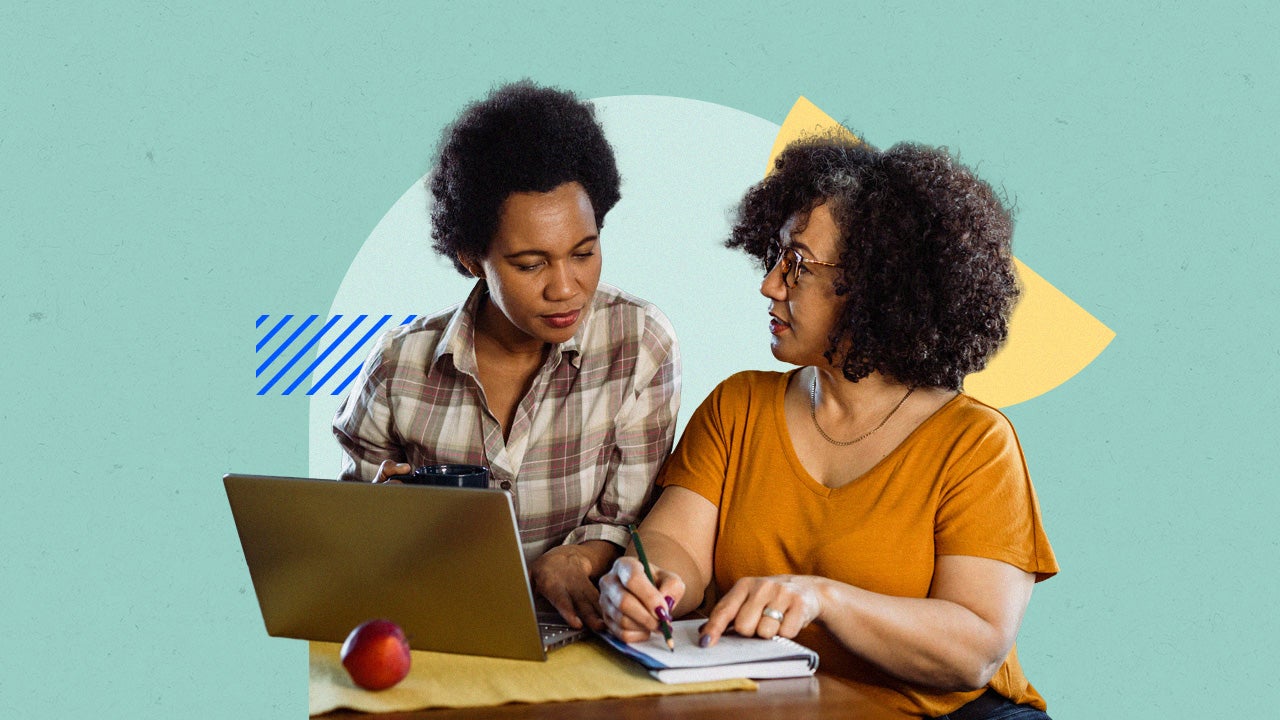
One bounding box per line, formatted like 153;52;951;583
3;3;1277;717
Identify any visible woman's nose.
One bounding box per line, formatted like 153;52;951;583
761;259;788;300
545;262;575;300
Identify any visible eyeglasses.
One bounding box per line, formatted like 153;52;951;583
767;241;840;288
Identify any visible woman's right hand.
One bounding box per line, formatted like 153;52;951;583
374;460;412;483
598;556;686;643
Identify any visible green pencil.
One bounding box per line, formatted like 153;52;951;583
628;524;675;651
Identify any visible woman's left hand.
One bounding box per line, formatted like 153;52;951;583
528;541;619;631
698;575;824;646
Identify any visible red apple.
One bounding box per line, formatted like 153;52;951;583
340;619;412;690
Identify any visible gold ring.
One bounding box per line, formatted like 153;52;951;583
762;607;785;622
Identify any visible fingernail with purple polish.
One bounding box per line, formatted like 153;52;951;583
664;595;675;611
699;634;712;648
655;606;671;623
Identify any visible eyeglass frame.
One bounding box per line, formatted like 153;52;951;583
767;240;841;288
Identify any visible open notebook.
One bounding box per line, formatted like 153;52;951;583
599;619;819;684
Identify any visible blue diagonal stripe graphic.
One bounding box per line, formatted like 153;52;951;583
255;313;419;396
256;314;294;353
332;363;365;397
283;314;369;396
305;314;392;396
256;314;340;394
257;314;315;376
330;314;418;397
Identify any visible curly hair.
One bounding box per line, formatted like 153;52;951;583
727;136;1018;390
429;80;621;275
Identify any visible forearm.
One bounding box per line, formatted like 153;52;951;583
813;577;1019;691
629;527;710;618
573;539;623;580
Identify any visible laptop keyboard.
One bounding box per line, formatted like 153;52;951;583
539;622;588;651
540;623;573;641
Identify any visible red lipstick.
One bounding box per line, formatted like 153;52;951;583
542;309;581;329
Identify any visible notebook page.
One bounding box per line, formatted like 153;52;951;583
609;619;816;669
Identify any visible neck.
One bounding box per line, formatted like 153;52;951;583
811;367;910;422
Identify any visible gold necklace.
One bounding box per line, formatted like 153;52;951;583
809;374;915;447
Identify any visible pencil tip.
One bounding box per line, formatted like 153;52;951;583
667;639;676;652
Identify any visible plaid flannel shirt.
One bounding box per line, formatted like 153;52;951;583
333;282;680;561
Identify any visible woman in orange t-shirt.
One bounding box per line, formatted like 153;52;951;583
599;138;1059;719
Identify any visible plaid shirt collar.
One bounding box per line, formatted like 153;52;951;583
432;280;588;375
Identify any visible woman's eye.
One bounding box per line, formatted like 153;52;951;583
572;252;595;260
515;263;543;272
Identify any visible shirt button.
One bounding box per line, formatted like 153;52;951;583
500;480;512;490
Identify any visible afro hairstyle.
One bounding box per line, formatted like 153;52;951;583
428;80;621;275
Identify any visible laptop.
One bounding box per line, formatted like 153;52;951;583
223;473;586;661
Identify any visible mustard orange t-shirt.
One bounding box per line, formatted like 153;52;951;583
658;370;1059;718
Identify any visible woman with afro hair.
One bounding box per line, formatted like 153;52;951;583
601;137;1058;719
334;81;680;633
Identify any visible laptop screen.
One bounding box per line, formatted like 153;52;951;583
224;474;552;660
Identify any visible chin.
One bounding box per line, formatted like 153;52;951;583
769;339;823;369
533;323;581;345
768;342;798;366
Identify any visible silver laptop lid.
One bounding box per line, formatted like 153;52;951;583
224;474;549;661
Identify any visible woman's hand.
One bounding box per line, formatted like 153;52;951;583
373;460;411;483
598;556;686;643
698;575;824;646
529;541;619;631
597;488;719;641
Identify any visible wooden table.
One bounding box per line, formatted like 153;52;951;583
317;673;905;719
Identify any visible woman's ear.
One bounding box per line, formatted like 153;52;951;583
458;253;484;279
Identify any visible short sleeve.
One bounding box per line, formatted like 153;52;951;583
934;414;1058;581
657;374;752;509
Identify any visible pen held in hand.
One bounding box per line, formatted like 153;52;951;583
628;524;675;652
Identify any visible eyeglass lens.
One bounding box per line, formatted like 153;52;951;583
768;242;800;288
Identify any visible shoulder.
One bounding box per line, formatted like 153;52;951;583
664;371;789;475
716;369;786;396
588;283;677;346
579;285;679;379
939;394;1020;447
922;394;1028;480
694;370;789;417
364;304;459;372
